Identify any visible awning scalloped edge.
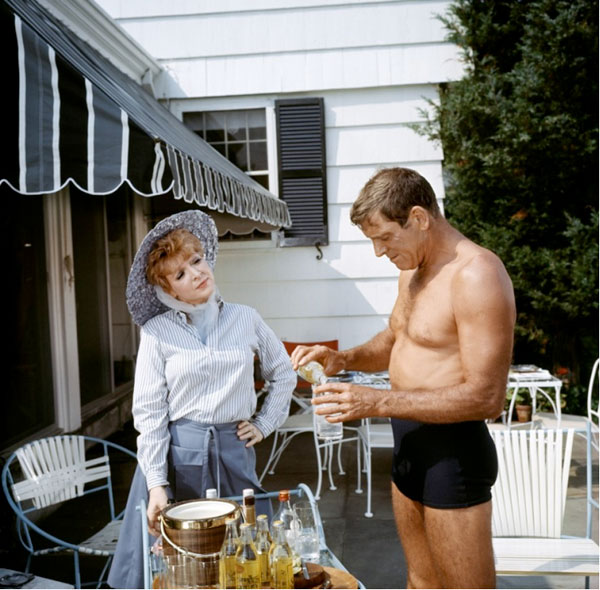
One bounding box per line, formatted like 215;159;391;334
166;145;292;229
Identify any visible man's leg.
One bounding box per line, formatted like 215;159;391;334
423;500;496;589
391;483;442;589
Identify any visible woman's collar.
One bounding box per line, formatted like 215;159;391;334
154;285;223;314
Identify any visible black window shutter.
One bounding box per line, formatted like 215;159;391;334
275;98;328;247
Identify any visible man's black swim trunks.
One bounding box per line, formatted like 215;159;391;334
391;418;498;508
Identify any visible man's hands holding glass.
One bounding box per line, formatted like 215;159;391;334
290;344;388;424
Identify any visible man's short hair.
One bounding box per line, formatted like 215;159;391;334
350;167;440;227
146;228;204;291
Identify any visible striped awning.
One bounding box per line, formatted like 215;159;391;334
1;0;291;231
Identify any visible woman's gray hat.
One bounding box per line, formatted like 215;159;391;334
126;210;218;326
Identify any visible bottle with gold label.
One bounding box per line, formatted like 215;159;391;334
269;520;294;589
255;514;272;588
219;517;239;589
235;522;260;589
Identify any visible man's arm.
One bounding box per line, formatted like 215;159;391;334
290;327;395;376
314;254;516;423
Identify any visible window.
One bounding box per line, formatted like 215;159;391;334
184;109;269;190
183;101;328;247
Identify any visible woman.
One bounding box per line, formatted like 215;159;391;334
108;210;295;589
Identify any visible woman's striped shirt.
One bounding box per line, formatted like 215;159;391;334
132;302;296;490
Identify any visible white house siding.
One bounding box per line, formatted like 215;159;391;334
96;0;461;349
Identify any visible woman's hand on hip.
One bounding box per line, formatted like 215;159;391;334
237;420;264;447
147;486;169;537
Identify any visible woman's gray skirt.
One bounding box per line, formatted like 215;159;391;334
107;419;271;589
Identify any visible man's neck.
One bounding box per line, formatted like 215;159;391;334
419;218;464;272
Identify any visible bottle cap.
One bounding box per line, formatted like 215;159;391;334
278;489;290;501
205;488;218;498
243;488;255;497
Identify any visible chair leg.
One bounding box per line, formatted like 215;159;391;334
25;553;32;573
337;441;345;475
313;431;324;500
260;430;280;481
73;550;81;589
326;442;337;491
355;436;363;494
266;433;296;476
364;442;373;518
97;554;113;588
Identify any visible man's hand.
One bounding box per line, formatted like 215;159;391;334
147;486;169;537
290;344;346;377
312;382;386;422
237;421;264;447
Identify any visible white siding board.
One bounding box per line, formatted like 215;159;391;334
100;2;450;59
97;0;436;20
216;242;397;282
327;125;442;167
159;43;461;97
218;278;398;318
325;85;438;128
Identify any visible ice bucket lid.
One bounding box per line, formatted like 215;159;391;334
161;498;240;530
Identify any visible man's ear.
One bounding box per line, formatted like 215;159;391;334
409;206;430;230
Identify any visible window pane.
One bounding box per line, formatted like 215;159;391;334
229;142;248;170
226;111;247;141
106;193;135;387
205;112;225;142
2;188;54;448
211;142;227;157
248;110;266;140
249;141;268;171
182;112;204;136
250;174;269;190
71;189;112;406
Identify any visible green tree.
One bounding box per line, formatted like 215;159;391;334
418;0;598;412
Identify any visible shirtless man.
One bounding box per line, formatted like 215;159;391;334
291;167;516;589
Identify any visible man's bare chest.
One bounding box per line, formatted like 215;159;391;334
391;272;457;349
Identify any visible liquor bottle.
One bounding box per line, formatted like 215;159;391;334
269;520;294;589
296;361;327;385
242;488;257;539
255;514;272;588
205;488;218;499
235;522;260;589
219;517;239;589
272;490;301;573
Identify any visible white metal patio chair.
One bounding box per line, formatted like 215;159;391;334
259;410;360;499
1;434;137;589
490;428;599;585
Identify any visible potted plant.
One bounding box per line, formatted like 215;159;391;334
506;388;532;422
